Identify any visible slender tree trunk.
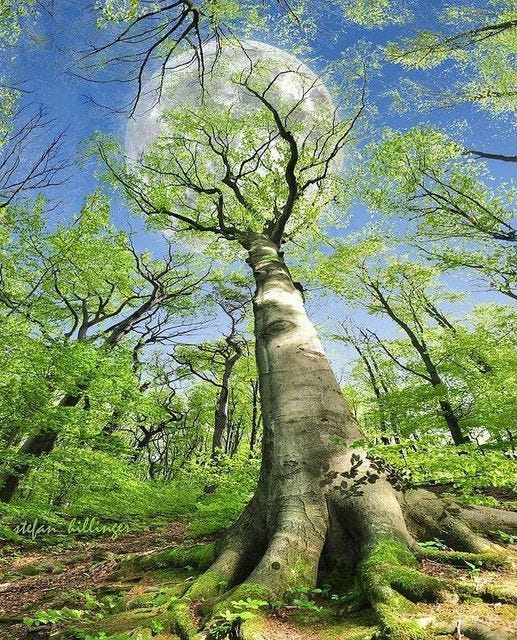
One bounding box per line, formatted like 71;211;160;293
0;393;80;502
421;357;467;446
212;377;230;457
353;344;392;440
373;286;469;446
212;352;241;458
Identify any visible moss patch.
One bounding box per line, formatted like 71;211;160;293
166;543;217;571
162;600;198;640
184;569;230;602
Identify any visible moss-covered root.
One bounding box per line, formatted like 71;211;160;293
133;542;217;572
359;540;448;640
238;612;269;640
169;543;218;571
461;622;517;640
435;621;517;640
457;582;517;605
182;566;232;601
414;546;511;570
161;600;200;640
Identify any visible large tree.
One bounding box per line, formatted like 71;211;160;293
100;48;516;639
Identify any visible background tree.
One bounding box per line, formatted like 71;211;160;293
365;128;516;300
319;244;470;445
173;282;251;458
387;0;517;120
0;192;205;501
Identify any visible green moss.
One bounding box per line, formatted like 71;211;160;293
363;540;418;571
317;609;378;640
239;613;268;640
131;543;216;574
184;569;230;602
376;617;431;640
459;582;517;605
166;543;217;571
359;542;416;610
358;539;438;640
149;566;198;585
390;566;450;603
125;586;178;610
86;608;162;634
162;600;198;640
207;582;272;619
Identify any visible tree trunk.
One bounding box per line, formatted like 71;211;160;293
212;367;231;457
373;285;469;446
0;393;79;503
354;343;392;440
166;236;516;640
249;379;261;454
212;350;242;458
185;236;415;599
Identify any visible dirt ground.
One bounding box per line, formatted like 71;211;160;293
0;526;515;640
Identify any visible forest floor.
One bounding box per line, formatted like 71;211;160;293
0;521;515;640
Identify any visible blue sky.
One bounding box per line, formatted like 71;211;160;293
2;0;515;371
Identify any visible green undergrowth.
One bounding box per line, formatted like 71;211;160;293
7;540;516;640
0;455;258;549
364;442;517;509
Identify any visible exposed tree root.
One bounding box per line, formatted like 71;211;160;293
459;621;517;640
402;490;517;554
414;547;510;570
238;614;269;640
158;483;517;640
435;621;517;640
161;600;199;640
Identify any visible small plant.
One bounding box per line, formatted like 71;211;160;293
70;633;128;640
206;598;269;639
463;558;482;574
151;619;164;635
79;591;118;612
291;597;322;612
491;529;517;544
284;584;327;613
419;538;449;550
206;609;255;640
64;630;129;640
231;598;270;612
24;607;85;628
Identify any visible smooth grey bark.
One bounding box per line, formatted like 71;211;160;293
184;235;517;624
189;235;415;597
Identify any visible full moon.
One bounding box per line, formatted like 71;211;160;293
125;40;337;162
